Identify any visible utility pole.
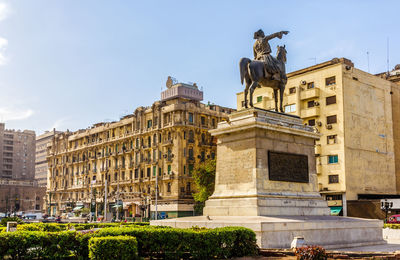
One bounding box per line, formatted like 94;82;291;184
116;178;120;221
104;175;108;222
155;172;158;220
89;181;93;222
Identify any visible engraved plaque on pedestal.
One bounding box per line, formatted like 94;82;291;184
268;151;309;183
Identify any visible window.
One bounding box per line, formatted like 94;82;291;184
188;164;194;176
326;95;336;105
188;148;194;160
147;168;150;177
201;116;206;125
289;87;296;94
325;76;336;86
329;174;339;183
307;100;315;108
147;120;152;128
256;96;263;102
308;119;315;126
183;165;186;175
284;104;296;113
167;165;171;174
188;113;194;124
327;135;337;144
167;183;171;193
153;166;156;176
307;82;314;89
328;155;338;164
326;115;337;124
241;101;245;107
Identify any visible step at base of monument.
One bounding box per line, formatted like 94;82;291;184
151;215;384;249
203;197;331;216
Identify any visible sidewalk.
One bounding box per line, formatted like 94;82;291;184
333;239;400;253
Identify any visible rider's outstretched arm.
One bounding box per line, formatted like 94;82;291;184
265;31;289;41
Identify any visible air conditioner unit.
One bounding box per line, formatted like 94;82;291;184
326;124;333;129
301;80;307;85
314;101;320;106
316;121;322;127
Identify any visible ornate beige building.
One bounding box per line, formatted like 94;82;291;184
237;58;400;217
47;81;234;218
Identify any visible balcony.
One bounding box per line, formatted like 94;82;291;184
300;107;320;119
300;88;320;100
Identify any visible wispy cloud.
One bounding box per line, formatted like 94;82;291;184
0;107;34;121
0;37;8;65
0;2;9;66
0;2;9;65
0;3;9;22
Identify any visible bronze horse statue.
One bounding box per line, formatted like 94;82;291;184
239;45;287;112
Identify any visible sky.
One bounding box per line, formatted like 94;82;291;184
0;0;398;135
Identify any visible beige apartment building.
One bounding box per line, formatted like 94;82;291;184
47;81;234;218
237;58;400;217
36;129;60;187
0;123;45;214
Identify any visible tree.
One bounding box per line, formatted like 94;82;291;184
192;159;216;215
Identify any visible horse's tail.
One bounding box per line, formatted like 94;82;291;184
239;58;251;85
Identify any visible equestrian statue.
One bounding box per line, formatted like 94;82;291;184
239;29;289;112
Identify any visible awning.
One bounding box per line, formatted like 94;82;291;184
330;206;343;216
73;206;84;211
112;204;122;208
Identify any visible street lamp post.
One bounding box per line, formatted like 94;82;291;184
381;199;393;223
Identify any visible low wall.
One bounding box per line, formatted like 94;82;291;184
383;228;400;240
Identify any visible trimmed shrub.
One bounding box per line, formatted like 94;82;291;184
384;224;400;229
17;223;68;232
96;226;258;259
0;217;24;226
89;236;138;260
0;231;80;259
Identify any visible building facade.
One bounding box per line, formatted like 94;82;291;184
47;81;234;219
0;123;45;214
236;58;400;217
36;129;60;187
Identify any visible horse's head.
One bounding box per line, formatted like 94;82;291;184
276;45;287;63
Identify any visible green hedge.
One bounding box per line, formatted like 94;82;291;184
0;217;24;226
384;224;400;229
16;222;149;231
0;225;258;259
89;236;139;260
96;226;258;259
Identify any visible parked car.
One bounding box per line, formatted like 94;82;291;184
387;214;400;224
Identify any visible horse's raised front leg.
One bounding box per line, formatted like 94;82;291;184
273;89;278;112
249;82;258;108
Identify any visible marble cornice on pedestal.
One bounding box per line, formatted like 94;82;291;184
210;108;320;140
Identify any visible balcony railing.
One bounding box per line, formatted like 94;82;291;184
300;88;320;100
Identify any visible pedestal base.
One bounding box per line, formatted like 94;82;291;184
151;215;384;249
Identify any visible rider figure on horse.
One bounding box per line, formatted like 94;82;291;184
253;29;289;81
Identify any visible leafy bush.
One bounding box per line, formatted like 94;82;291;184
0;217;24;226
96;226;258;259
89;236;138;260
384;224;400;229
295;245;327;260
0;231;80;259
17;223;68;232
0;227;6;232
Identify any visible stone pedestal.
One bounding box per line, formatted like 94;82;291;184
203;108;329;216
152;108;384;249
